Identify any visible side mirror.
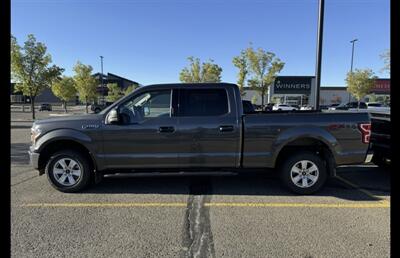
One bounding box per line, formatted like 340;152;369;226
107;109;119;124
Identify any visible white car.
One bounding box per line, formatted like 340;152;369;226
366;102;390;114
272;104;299;111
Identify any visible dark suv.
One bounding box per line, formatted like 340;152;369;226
38;103;52;111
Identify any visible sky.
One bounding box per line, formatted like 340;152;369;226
11;0;390;86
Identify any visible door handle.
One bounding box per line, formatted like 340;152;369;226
159;126;175;133
219;125;234;132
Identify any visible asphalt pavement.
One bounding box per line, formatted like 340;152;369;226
11;109;390;258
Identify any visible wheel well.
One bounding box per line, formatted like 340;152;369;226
38;140;95;174
275;138;336;176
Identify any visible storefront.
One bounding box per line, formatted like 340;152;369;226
269;76;316;107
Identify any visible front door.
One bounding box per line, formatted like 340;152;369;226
101;89;179;169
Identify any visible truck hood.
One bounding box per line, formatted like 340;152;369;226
33;114;103;131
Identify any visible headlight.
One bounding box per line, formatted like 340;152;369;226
30;126;42;144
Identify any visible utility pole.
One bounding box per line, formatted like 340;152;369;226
348;39;358;102
315;0;325;111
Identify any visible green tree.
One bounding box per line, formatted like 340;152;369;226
346;69;377;108
251;94;258;105
380;49;390;73
232;50;248;96
106;83;124;102
51;76;77;113
124;84;139;96
179;56;222;83
245;45;285;106
11;34;64;119
73;61;98;113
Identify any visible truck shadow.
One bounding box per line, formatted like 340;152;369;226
84;166;390;202
11;143;30;165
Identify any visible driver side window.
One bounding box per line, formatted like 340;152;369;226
119;90;172;124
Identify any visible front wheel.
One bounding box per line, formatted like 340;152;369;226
280;152;327;194
45;150;92;192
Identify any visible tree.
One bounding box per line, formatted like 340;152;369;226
51;76;77;113
380;49;390;73
179;56;222;83
245;45;285;106
124;84;139;96
73;61;98;113
11;34;64;119
232;50;248;96
346;69;377;108
251;94;258;105
106;83;124;102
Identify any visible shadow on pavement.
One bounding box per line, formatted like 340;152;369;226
83;166;390;202
11;143;30;165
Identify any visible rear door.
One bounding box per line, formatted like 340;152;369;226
176;87;241;168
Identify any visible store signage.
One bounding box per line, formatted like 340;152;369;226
370;79;390;94
273;76;313;94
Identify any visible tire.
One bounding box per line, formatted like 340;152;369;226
95;108;101;113
280;151;327;194
45;150;92;193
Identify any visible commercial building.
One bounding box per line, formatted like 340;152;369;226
243;76;316;107
243;77;390;107
10;72;139;104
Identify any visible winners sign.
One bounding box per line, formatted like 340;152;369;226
273;76;313;94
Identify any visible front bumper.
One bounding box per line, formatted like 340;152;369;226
28;147;40;169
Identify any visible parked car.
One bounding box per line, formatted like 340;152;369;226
366;102;390;113
272;104;299;111
263;103;275;111
29;83;372;194
90;101;114;113
242;100;255;114
38;103;52;111
327;103;340;110
330;102;367;110
300;106;313;110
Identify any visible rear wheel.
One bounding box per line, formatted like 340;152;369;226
280;151;327;194
45;150;92;192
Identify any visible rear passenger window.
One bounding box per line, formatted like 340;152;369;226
179;89;229;116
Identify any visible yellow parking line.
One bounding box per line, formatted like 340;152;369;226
21;202;187;208
335;175;389;205
205;202;389;208
20;201;389;208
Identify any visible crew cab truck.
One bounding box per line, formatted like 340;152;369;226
29;83;373;194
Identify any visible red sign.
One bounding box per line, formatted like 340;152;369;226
370;79;390;94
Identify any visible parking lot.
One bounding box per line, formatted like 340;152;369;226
11;107;390;258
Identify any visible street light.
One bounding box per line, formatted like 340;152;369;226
348;39;358;102
350;39;358;73
314;0;325;111
100;56;104;103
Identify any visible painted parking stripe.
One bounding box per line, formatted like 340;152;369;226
335;175;389;203
20;201;389;208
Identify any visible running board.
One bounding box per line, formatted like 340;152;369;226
103;171;239;178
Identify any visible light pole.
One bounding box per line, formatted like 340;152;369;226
100;56;104;103
348;39;358;102
314;0;325;111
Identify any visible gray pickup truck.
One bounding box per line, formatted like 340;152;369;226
29;83;373;194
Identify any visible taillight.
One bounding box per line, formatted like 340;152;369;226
358;123;371;144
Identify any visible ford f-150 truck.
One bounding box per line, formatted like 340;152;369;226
29;83;373;194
